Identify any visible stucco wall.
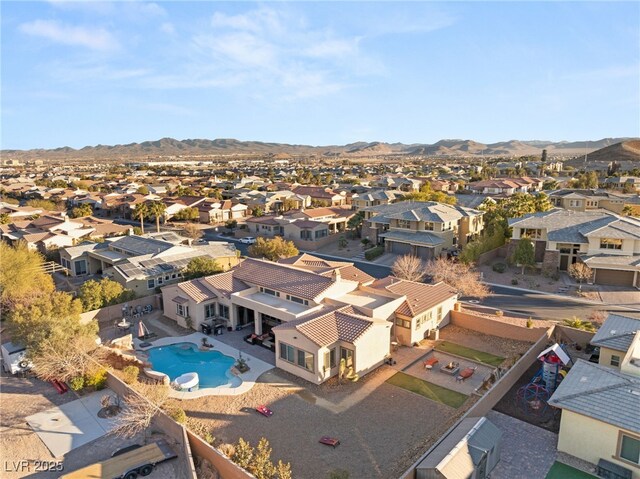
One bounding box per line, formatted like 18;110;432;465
353;321;392;375
79;294;162;325
598;347;624;369
450;310;546;342
557;409;640;479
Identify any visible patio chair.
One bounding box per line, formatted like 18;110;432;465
143;304;152;314
423;357;439;370
319;436;340;448
256;405;273;417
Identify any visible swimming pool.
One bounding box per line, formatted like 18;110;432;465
147;342;242;389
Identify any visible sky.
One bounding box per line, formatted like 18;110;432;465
2;1;639;150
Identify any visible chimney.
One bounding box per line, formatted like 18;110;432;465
332;268;341;282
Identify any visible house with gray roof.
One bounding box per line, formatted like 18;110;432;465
60;234;239;295
508;209;640;287
362;201;484;259
590;313;640;370
160;253;458;384
548;358;640;478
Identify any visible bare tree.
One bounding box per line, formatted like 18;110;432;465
425;257;489;299
568;262;592;291
30;336;105;382
182;223;203;241
111;382;170;439
391;255;426;282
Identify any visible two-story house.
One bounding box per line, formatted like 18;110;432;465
362;201;484;259
466;177;543;195
548;189;640;216
549;314;640;479
508;209;640;287
351;190;404;211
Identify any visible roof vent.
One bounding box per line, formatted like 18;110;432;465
611;330;617;335
579;376;588;383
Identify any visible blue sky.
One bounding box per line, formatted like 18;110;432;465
2;1;639;150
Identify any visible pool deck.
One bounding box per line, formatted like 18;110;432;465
136;332;274;399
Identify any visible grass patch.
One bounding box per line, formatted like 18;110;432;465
436;341;505;367
386;372;468;408
545;462;598;479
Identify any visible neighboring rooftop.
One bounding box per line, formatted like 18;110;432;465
590;313;640;352
548;359;640;434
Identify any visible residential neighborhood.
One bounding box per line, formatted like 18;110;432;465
1;2;639;479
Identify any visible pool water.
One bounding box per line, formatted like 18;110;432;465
147;342;241;389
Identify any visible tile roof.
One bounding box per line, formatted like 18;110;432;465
232;258;337;300
548;359;640;434
177;278;217;303
374;278;457;317
364;201;481;224
199;270;249;299
279;254;374;285
590;314;640;352
273;305;375;346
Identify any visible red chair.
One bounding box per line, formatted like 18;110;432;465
423;357;439;370
319;436;340;448
256;405;273;417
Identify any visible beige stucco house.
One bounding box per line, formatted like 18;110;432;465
161;253;458;384
362;201;484;259
509;209;640;287
549;314;640;479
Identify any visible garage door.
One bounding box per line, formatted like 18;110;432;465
595;269;635;286
390;241;412;255
416;246;434;260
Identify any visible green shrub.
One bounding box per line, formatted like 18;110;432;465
69;376;85;391
492;262;507;273
364;246;384;261
526;318;533;328
169;407;187;424
122;366;139;385
85;369;107;390
511;279;518;285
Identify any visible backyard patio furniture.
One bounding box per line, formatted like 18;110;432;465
256;405;273;417
456;367;477;382
319;436;340;448
423;357;439;370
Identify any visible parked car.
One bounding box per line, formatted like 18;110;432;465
239;236;257;244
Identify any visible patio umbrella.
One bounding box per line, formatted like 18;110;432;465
138;321;150;339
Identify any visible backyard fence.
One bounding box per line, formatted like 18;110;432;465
400;323;555;479
106;372;198;479
80;294;162;325
451;309;548;342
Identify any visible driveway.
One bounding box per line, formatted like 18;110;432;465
597;286;640;311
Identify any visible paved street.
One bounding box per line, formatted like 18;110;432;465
203;234;640;322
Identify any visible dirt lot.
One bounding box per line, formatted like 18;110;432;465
0;372;184;479
170;366;469;479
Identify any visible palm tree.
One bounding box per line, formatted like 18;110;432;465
133;202;150;234
148;201;167;233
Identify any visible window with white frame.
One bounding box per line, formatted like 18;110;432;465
611;355;621;367
397;219;411;229
522;228;542;240
205;303;216;319
260;287;280;297
147;279;155;289
219;304;230;319
437;306;443;323
600;238;622;250
279;342;314;372
177;304;189;317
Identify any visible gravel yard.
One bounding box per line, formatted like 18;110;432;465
170;366;468;479
0;372;185;479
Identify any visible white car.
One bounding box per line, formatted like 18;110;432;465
239;236;257;244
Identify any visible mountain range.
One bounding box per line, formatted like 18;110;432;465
3;137;637;160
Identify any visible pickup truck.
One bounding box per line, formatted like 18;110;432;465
60;439;177;479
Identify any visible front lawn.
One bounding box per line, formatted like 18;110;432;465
545;462;598;479
436;341;505;367
386;372;468;409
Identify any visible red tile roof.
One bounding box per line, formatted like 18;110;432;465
373;278;457;317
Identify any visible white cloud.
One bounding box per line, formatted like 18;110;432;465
19;20;119;51
160;22;175;35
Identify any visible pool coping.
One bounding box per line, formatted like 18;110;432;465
136;332;274;399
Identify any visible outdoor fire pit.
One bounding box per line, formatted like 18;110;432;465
440;361;460;376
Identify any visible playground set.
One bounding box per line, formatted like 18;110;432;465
516;343;571;417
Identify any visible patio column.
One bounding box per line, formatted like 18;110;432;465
255;313;263;336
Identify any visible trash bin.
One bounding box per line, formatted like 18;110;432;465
201;323;212;335
214;325;224;336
